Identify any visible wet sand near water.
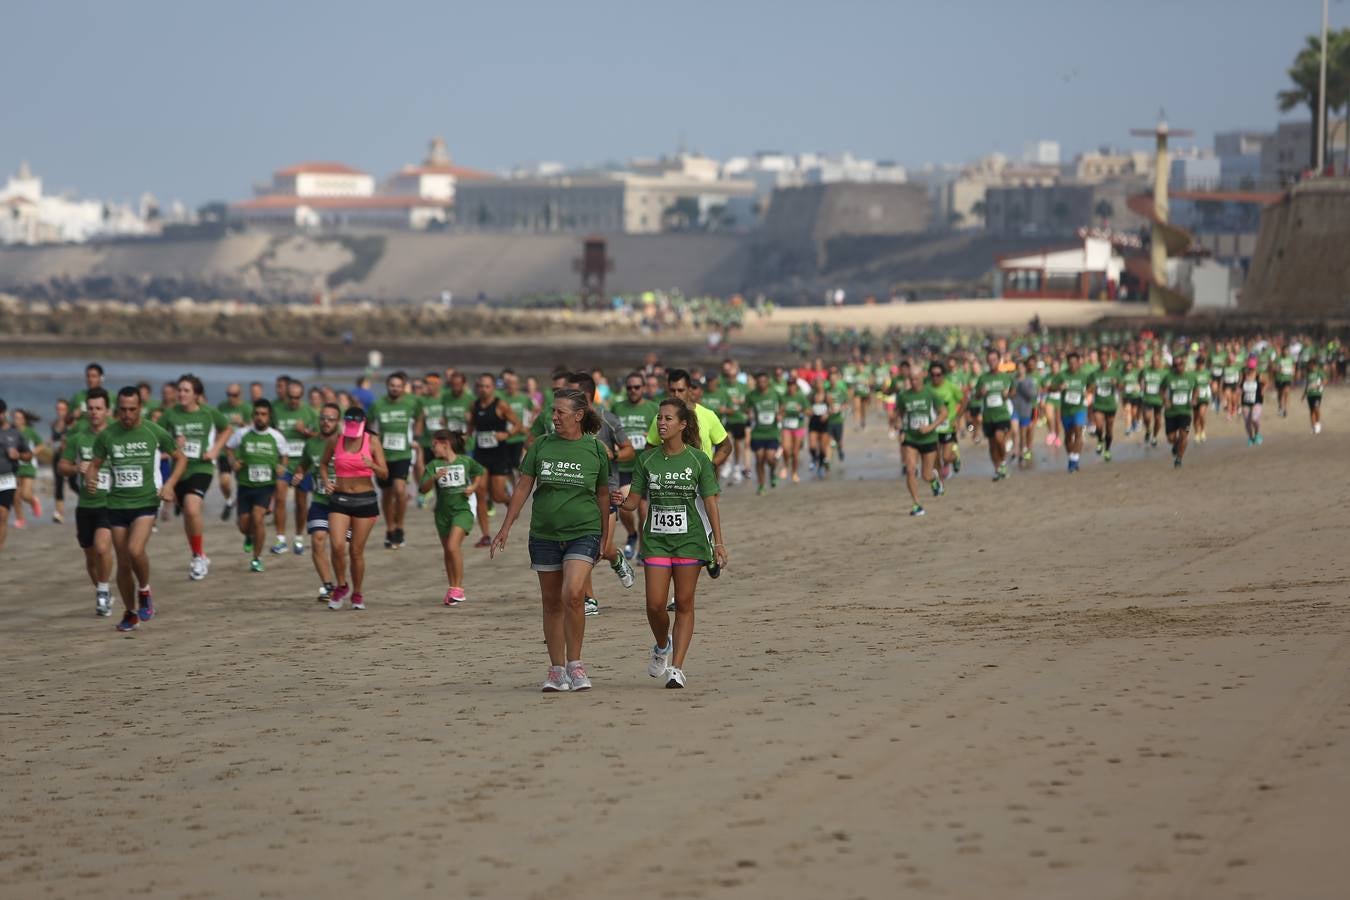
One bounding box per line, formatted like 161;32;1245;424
2;392;1348;899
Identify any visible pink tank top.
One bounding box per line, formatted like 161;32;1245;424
334;433;373;478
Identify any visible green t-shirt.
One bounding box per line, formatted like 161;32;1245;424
216;400;252;430
1053;372;1091;414
1161;370;1196;411
610;397;659;471
61;422;109;509
929;380;963;434
528;392;559;440
1090;366;1119;413
1306;367;1326;397
827;381;849;425
502;392;533;446
160;403;230;478
299;434;336;499
1141;368;1167;404
91;420;177;510
442;389;473;434
369;394;421;461
417;393;448;449
1121;368;1142;398
17;426;40;477
520;433;609;541
975;372;1013;423
1275;356;1295;382
781;393;808;430
897;387;942;446
1193;369;1214;402
273;402;320;469
745;390;782;440
718;382;749;426
428;455;485;517
228;426;288;489
631;444;719;561
1221;361;1241;384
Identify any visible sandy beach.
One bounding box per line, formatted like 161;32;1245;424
3;392;1348;899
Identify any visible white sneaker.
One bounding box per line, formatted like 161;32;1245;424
189;555;208;581
665;667;687;689
566;661;592;691
1314;423;1322;434
648;642;672;678
95;589;112;617
612;554;635;589
666;597;676;612
542;665;571;692
584;597;599;617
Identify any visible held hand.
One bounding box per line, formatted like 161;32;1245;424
77;461;89;475
85;477;98;496
489;528;509;559
204;448;217;461
232;460;242;473
714;545;729;568
290;471;303;487
324;478;337;495
361;454;375;468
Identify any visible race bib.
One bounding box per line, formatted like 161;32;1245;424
437;468;465;488
476;432;499;449
1064;390;1083;406
446;421;465;433
286;439;305;456
985;393;1004;407
113;466;143;489
1047;392;1062;402
1243;384;1258;403
757;411;776;426
629;434;647;450
1145;380;1161;393
425;416;444;431
0;473;15;491
382;432;407;451
1171;389;1191;405
649;506;687;535
182;439;203;458
812;403;828;416
95;470;112;492
248;464;272;483
783;417;800;430
907;413;930;430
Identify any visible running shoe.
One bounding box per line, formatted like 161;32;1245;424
318;583;333;603
384;534;394;550
706;559;721;579
443;587;462;607
328;584;349;610
1045;433;1055;446
473;535;491;549
665;668;687;689
997;463;1008;479
649;642;673;678
542;665;571;693
1021;448;1032;461
32;498;41;518
393;529;406;549
1247;437;1255;446
666;597;676;611
756;485;766;496
1174;457;1183;468
220;501;233;522
12;517;24;529
292;537;304;556
623;533;638;560
1254;434;1264;446
1149;436;1159;447
116;612;139;632
791;472;800;483
243;537;253;554
269;536;287;555
611;553;635;589
189;555;208;581
351;593;366;610
1095;442;1104;455
136;590;154;622
53;511;64;524
584;597;599;617
566;661;592;691
910;504;925;517
952;448;962;473
95;589;112;617
930;477;944;497
1068;459;1080;473
250;558;264;573
1103;450;1112;462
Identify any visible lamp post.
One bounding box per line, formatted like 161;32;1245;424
1317;0;1328;174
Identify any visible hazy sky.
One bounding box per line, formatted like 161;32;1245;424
2;0;1341;206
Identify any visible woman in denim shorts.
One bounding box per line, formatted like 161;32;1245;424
492;388;610;693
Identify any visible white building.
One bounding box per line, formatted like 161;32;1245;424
382;137;492;202
0;162;147;245
1023;140;1062;166
265;162;375;199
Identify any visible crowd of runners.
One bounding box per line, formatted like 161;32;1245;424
0;327;1338;690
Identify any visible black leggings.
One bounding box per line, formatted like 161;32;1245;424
52;460;77;501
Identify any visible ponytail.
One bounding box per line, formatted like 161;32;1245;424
553;387;602;435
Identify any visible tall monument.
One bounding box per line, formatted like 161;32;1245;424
1131;113;1194;315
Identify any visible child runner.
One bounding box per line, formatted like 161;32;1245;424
420;429;485;606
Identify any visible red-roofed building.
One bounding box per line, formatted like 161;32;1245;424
382;138;492;202
267;162;376;199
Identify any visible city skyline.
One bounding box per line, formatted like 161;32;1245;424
3;0;1342;205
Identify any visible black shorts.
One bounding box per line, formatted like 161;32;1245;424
1126;397;1143;411
329;490;379;519
507;441;525;471
1308;396;1322;410
982;419;1009;440
107;506;159;528
76;506;111;548
237;485;275;516
727;422;748;440
474;446;515;477
0;489;13;511
938;431;957;445
174;472;213;503
217;455;233;474
808;416;830;434
377;457;412;488
1164;414;1191;434
901;440;938;454
827;422;844;442
618;470;633;487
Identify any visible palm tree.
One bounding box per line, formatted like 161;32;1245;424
1279;29;1350;171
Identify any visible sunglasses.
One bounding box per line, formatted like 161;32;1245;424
626;384;644;390
319;415;340;423
226;392;241;397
